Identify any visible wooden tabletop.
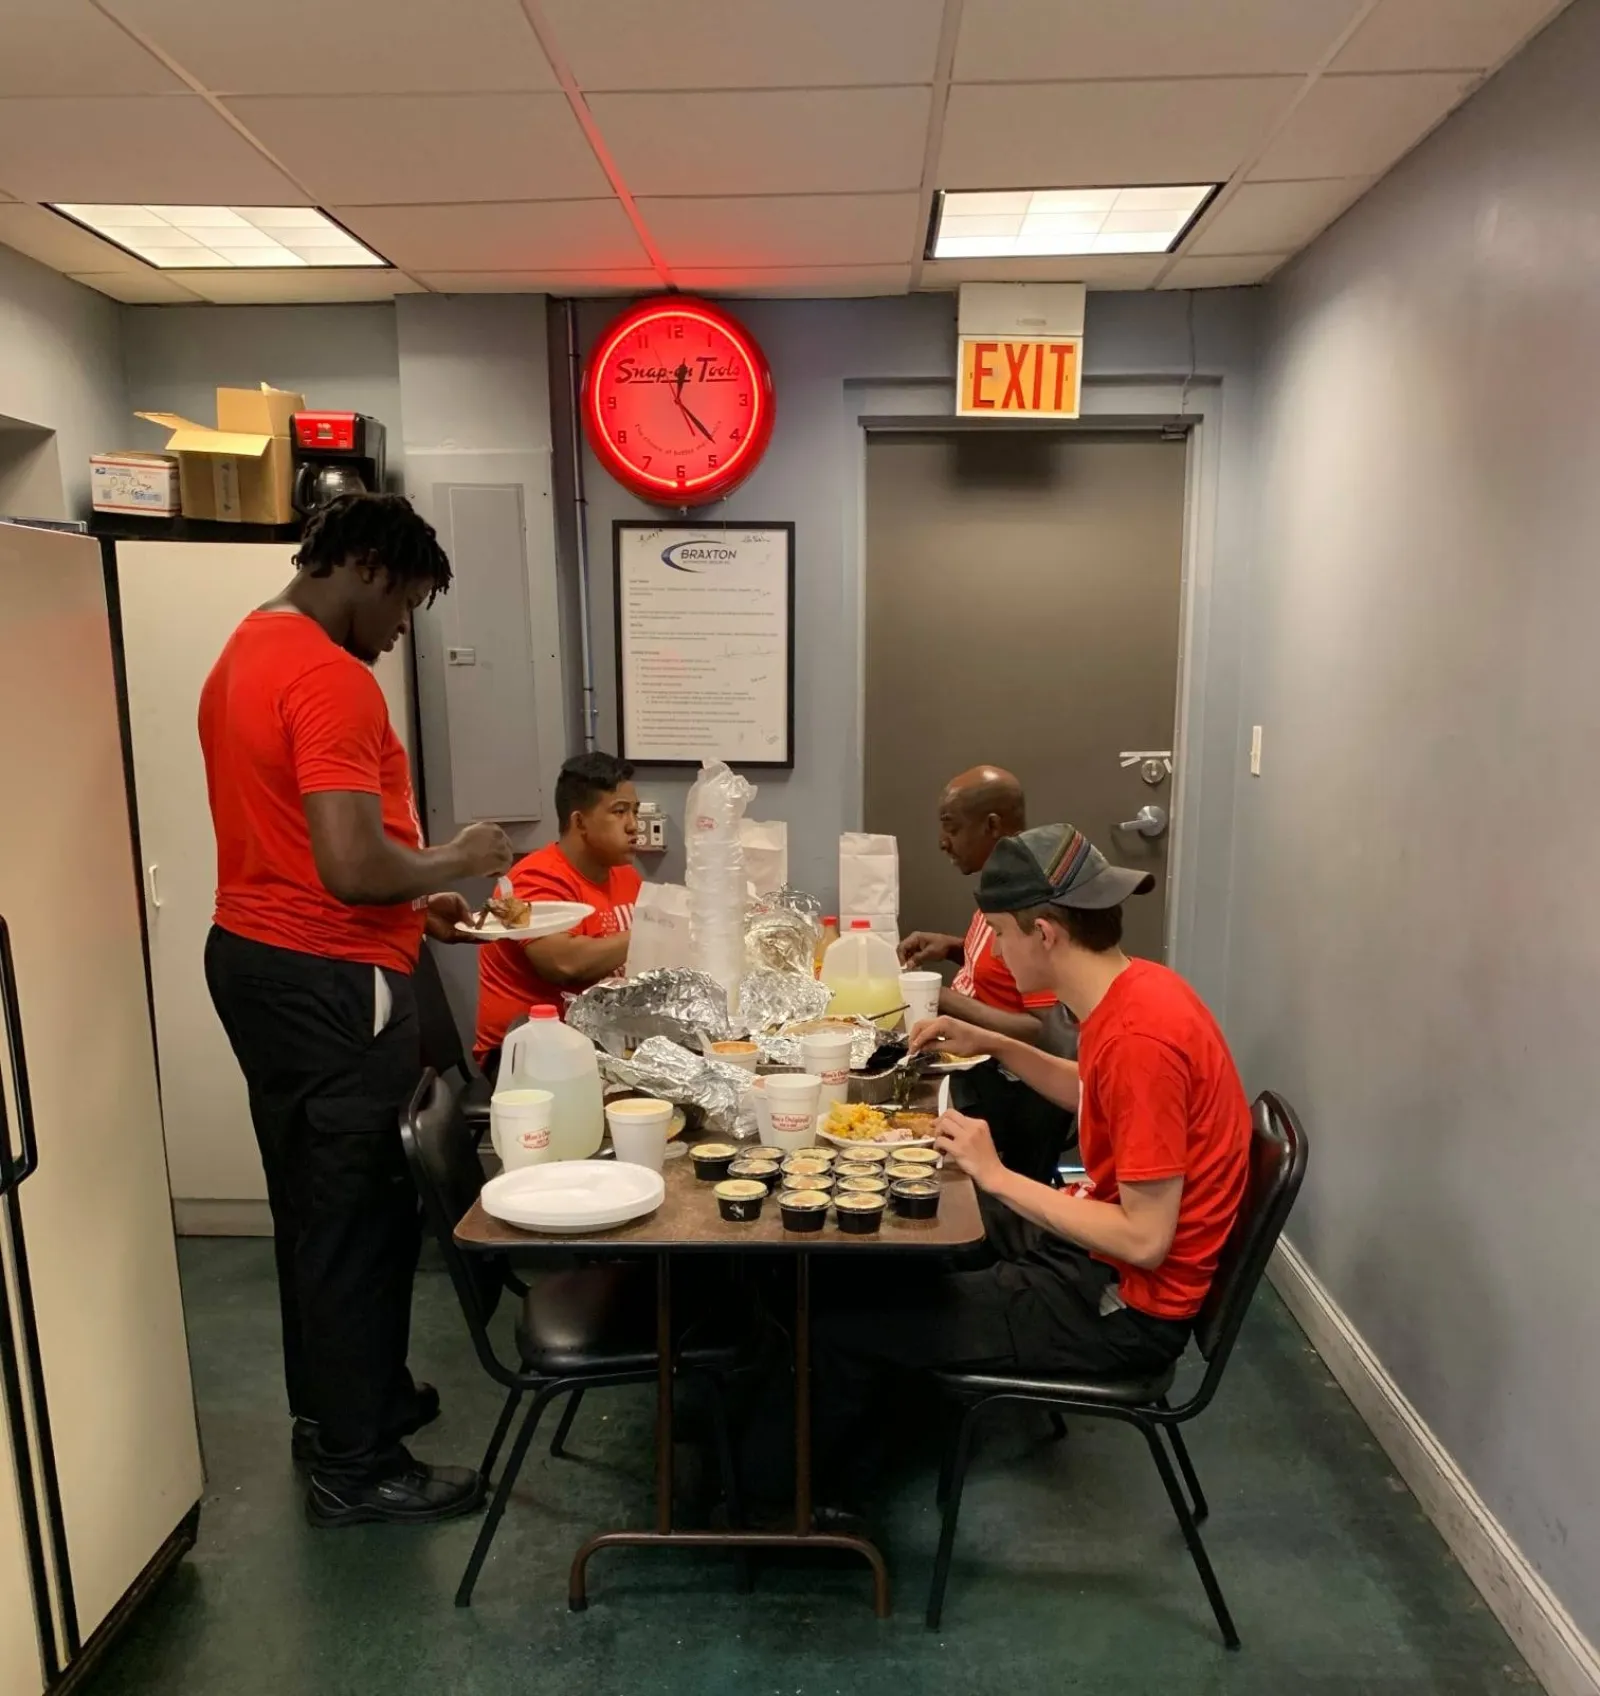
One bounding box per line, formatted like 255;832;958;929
455;1154;984;1256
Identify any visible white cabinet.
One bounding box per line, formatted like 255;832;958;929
115;541;414;1230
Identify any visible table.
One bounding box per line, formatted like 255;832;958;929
455;1155;985;1615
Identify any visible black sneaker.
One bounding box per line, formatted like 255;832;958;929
291;1383;442;1469
305;1462;485;1529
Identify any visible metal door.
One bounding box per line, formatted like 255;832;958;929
864;430;1186;961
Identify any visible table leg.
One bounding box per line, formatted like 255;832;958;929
568;1248;890;1618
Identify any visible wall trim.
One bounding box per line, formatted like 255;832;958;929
173;1199;272;1238
1270;1239;1600;1696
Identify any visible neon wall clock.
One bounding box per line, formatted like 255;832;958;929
582;297;776;506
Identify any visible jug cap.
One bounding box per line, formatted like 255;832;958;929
850;918;872;930
528;1005;560;1019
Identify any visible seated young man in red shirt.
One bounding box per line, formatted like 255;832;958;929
804;823;1251;1509
473;751;642;1071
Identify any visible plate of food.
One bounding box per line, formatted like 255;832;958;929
818;1102;942;1149
457;896;595;942
919;1050;991;1073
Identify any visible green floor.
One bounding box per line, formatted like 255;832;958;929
87;1240;1536;1696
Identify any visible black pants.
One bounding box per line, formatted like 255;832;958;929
803;1214;1190;1501
205;926;426;1485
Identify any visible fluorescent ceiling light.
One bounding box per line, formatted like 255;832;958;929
46;204;388;270
928;186;1216;260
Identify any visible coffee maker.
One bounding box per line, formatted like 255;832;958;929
291;411;387;515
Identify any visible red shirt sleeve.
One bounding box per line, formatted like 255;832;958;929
1094;1034;1191;1183
1021;989;1060;1011
282;659;387;796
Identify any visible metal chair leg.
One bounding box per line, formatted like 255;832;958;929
456;1387;557;1608
705;1375;753;1594
549;1386;585;1458
478;1385;523;1483
926;1402;983;1630
1163;1421;1208;1523
1137;1418;1238;1649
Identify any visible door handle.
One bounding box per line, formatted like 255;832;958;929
147;863;161;911
0;917;38;1195
1118;804;1168;840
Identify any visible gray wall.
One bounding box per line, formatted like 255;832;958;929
1237;0;1600;1641
121;302;405;484
574;288;1261;1006
0;244;127;518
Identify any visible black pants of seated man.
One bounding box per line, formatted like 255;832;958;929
742;1204;1191;1508
205;926;429;1488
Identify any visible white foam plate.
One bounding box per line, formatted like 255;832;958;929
457;900;594;942
481;1160;664;1234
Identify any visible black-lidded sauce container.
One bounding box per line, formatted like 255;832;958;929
714;1178;767;1222
778;1188;830;1233
889;1178;941;1220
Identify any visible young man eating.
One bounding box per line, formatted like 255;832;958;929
473;751;642;1071
808;823;1251;1502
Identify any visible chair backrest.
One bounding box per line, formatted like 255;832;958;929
1183;1090;1309;1407
412;940;471;1081
399;1068;513;1383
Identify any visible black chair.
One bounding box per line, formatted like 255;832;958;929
400;1068;744;1606
926;1090;1309;1644
411;941;493;1133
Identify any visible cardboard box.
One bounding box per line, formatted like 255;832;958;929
135;384;304;524
89;452;181;516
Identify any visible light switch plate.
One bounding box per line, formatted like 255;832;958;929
1249;724;1263;777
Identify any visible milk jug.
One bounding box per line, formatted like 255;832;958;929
821;921;903;1030
497;1007;605;1160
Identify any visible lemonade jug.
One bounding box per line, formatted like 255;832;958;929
497;1007;605;1160
821;921;903;1029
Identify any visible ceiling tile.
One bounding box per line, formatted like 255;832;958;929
939;78;1299;189
1188;178;1370;255
1160;253;1285;288
637;193;921;268
589;88;930;196
226;94;608;205
0;203;148;273
674;264;912;296
0;1;181;96
176;267;427;303
68;269;205;302
415;269;661;294
334;201;650;272
101;0;556;93
1333;0;1569;72
921;253;1168;288
0;97;303;202
1250;71;1477;179
541;0;943;88
955;0;1363;80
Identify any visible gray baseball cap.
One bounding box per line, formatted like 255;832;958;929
977;823;1155;914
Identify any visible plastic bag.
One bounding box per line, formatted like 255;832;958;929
627;881;693;977
685;761;755;1015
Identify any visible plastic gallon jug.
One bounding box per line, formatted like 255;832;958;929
821;921;902;1029
497;1007;605;1160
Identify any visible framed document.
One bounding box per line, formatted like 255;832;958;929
613;521;795;768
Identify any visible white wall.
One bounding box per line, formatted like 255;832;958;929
1237;0;1600;1647
0;244;127;518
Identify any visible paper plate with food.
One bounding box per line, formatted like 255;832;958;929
457;895;595;942
818;1102;942;1149
918;1050;991;1073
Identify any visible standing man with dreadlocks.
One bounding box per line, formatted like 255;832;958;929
201;493;513;1528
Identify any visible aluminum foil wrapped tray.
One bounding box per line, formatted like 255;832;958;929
759;1015;885;1072
597;1036;755;1137
566;969;733;1054
745;887;823;977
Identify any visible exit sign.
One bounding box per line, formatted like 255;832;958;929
957;336;1082;417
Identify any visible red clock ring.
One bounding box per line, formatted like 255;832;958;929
582;296;776;507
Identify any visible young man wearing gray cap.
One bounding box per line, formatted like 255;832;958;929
805;824;1251;1505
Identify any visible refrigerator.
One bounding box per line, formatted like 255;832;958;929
0;522;203;1693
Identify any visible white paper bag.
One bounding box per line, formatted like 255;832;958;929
839;832;899;925
739;817;789;897
627;881;694;977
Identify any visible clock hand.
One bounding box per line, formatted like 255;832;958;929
678;396;716;441
671;362;690;403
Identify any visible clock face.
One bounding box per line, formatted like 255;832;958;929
582;298;775;506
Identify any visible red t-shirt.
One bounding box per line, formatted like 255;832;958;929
473;842;642;1061
199;610;425;974
1069;959;1250;1320
951;911;1058;1015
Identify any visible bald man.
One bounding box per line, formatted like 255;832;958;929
898;766;1058;1046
